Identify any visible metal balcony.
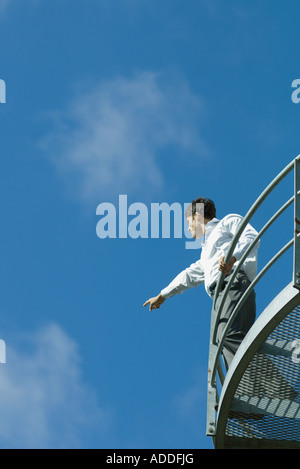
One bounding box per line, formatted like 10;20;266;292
207;155;300;449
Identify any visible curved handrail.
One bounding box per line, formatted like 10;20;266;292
212;194;295;345
212;157;297;311
211;238;294;384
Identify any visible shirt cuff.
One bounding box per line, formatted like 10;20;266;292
160;287;174;299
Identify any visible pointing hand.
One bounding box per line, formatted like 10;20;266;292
143;294;166;311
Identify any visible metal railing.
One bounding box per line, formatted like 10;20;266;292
206;154;300;437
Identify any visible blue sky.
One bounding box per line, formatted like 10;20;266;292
0;0;300;449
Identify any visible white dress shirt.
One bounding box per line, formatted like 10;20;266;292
160;214;259;299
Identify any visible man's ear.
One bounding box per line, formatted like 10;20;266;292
194;211;202;223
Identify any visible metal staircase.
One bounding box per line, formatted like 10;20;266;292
206;155;300;449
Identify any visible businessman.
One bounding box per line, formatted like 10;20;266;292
143;197;259;370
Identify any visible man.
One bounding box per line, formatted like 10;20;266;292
143;197;259;370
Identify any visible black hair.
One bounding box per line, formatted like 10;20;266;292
185;197;216;220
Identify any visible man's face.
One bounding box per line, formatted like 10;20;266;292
187;213;205;239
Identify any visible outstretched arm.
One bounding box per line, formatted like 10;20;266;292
143;259;205;311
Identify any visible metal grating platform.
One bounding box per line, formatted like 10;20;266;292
224;305;300;448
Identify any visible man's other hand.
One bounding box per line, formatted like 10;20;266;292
218;256;236;276
143;293;166;311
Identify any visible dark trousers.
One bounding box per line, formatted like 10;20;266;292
212;270;256;370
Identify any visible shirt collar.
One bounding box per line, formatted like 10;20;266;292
202;217;220;245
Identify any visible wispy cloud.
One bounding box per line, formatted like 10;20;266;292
0;323;111;448
42;71;209;204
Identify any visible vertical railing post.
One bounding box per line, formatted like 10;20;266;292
294;157;300;290
206;308;218;436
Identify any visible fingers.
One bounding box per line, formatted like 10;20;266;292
219;255;236;272
218;256;231;275
143;298;155;311
219;265;230;274
218;256;226;270
143;298;161;311
149;302;160;311
143;299;153;311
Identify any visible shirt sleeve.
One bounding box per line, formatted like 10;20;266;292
224;214;259;261
160;259;205;299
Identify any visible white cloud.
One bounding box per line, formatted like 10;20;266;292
0;323;111;448
43;71;209;203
